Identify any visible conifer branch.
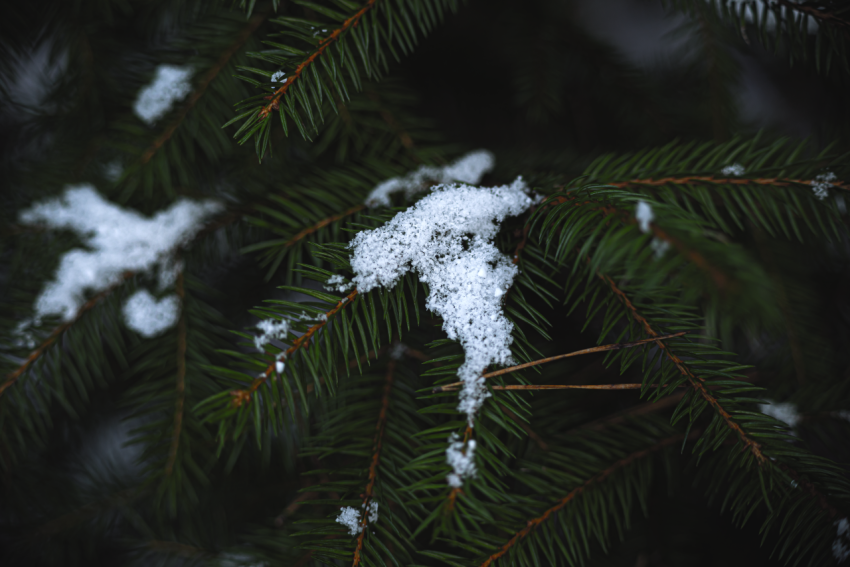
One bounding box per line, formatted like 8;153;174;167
283;205;365;248
230;288;360;407
609;175;850;191
770;0;850;30
597;272;768;464
479;431;698;567
139;10;269;165
0;271;135;400
165;270;187;478
352;359;396;566
487;383;680;391
431;332;687;393
258;0;378;122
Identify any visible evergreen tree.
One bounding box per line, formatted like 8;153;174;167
3;0;850;565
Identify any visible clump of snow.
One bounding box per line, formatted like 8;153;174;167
835;519;850;563
335;502;378;536
389;342;408;360
270;70;287;89
18;185;221;324
253;318;290;352
812;171;838;201
446;433;477;487
275;361;285;374
134;65;193;125
721;163;745;177
635;200;654;233
325;274;351;293
759;401;801;428
650;238;670;259
350;178;535;423
123;290;180;338
365;150;495;208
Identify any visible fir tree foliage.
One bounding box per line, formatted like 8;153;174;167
3;0;850;566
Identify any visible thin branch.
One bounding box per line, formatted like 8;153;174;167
230;288;360;407
165;269;187;478
497;403;549;451
140;11;269;165
283;204;364;248
352;360;396;566
258;0;378;121
609;175;850;192
432;332;687;393
770;0;850;30
0;271;135;400
598;272;767;465
479;431;699;567
487;383;679;391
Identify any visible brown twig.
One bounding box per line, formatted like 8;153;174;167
352;360;396;566
230;288;360;407
283;205;365;248
432;332;687;393
485;383;678;391
598;272;767;465
479;431;699;567
140;11;269;165
258;0;378;122
165;270;187;477
608;175;850;192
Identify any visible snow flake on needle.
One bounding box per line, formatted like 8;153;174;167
446;433;477;487
759;401;801;429
721;163;745;177
253;318;291;352
349;177;535;424
365;150;495;208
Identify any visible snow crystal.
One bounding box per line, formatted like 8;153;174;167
134;65;193;125
275;360;285;374
122;290;180;338
335;502;378;536
635;200;654;233
446;433;477;487
365;150;495;208
325;274;351;293
721;163;745;177
759;401;801;428
389;342;408;360
350;178;535;423
812;171;838;201
650;238;670;259
18;185;222;323
253;318;290;352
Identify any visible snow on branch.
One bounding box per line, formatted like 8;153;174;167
134;65;193;125
350;178;536;425
365;150;495;208
18;185;221;334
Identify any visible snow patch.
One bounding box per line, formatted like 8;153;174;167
253;318;291;352
335;502;378;536
18;185;221;327
446;432;477;487
365;150;495;208
350;178;534;423
123;290;180;338
811;171;837;201
759;401;801;428
324;274;351;293
134;65;193;125
721;163;745;177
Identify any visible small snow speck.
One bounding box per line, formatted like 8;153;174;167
335;502;378;536
635;200;654;233
759;401;801;428
721;163;745;177
123;290;180;337
254;318;290;352
134;65;193;125
446;432;477;487
812;171;837;201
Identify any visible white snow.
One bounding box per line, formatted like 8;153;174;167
253;318;291;352
446;433;477;487
270;70;287;89
635;200;654;233
18;185;221;326
134;65;193;125
122;290;180;338
275;360;285;374
364;150;495;208
325;274;351;293
389;342;408;360
811;171;837;201
721;163;745;177
349;178;535;423
835;519;850;563
759;401;801;428
335;502;378;536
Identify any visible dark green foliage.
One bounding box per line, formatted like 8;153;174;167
3;0;850;566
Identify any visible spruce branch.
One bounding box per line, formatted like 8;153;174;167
139;10;270;166
479;430;700;567
282;204;365;248
351;359;395;567
597;271;768;464
229;288;360;407
609;175;850;192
